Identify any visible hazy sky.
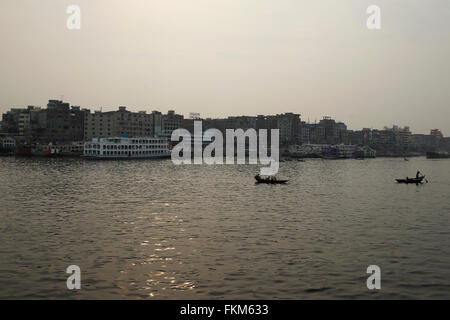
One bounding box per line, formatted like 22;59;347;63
1;0;449;134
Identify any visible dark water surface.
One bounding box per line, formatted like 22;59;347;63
0;156;449;299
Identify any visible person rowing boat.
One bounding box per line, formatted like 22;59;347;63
396;171;427;184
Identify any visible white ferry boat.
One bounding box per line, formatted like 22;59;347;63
84;136;171;159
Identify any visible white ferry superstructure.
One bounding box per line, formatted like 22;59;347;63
84;136;171;159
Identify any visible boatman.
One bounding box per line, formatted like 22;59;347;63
416;171;421;179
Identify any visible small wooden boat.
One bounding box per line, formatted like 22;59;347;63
395;176;425;184
255;175;288;184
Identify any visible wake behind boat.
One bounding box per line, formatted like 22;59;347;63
255;174;288;184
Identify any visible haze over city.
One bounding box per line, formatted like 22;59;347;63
2;0;450;305
1;0;449;134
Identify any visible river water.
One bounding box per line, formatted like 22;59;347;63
0;156;449;299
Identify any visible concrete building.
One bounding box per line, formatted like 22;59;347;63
224;116;257;131
84;106;153;140
317;116;343;145
411;134;439;153
393;126;412;148
299;121;310;144
253;113;301;145
297;117;348;145
18;112;31;136
42;100;86;143
305;123;325;144
150;111;163;136
371;129;396;146
275;113;301;145
84;107;184;140
2;108;28;134
160;110;184;138
439;137;450;152
347;128;372;146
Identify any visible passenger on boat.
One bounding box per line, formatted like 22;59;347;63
416;171;421;179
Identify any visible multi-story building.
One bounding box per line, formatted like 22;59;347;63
317;116;342;145
84;106;153;140
160;110;184;138
336;122;349;144
347;128;372;146
253;113;301;145
301;123;326;144
18;112;31;136
298;117;348;145
439;137;450;152
224;116;257;131
204;118;227;133
41;100;86;143
2;108;28;134
371;128;396;146
0;104;79;143
393;126;412;148
411;134;439;153
299;121;310;144
150;111;163;136
276;113;301;145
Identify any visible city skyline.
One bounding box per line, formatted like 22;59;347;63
0;98;443;135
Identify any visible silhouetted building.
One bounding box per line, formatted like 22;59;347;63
42;100;86;143
2;108;28;134
160;110;184;138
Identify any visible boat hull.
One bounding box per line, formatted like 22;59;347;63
426;152;450;159
255;176;288;184
83;154;171;160
396;176;425;184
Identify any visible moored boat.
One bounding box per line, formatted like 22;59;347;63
31;146;52;156
426;151;450;159
17;146;32;156
84;136;171;159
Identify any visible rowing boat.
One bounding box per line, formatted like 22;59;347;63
395;176;425;184
255;175;288;184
